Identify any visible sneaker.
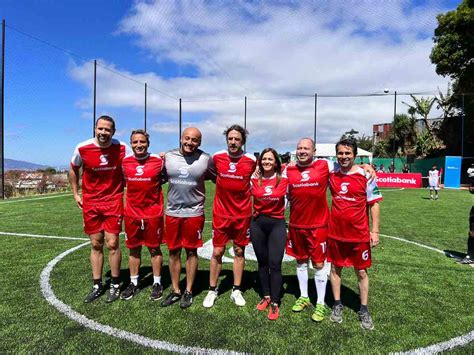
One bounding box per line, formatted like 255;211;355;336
230;289;246;307
84;284;102;303
161;291;182;307
458;256;474;265
268;303;279;320
292;296;311;312
311;303;330;322
434;195;439;200
106;284;120;303
180;291;193;309
121;283;138;300
203;290;218;308
358;311;375;330
330;303;344;323
256;297;271;311
150;283;163;301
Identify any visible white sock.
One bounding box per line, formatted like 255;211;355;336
130;275;139;286
153;275;161;285
296;263;309;298
314;268;328;305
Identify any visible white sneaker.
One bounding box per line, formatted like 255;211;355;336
230;289;246;306
203;290;218;308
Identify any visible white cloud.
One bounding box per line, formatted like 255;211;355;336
70;0;453;154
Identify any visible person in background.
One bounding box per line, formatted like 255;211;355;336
402;164;410;173
428;165;440;200
388;162;395;173
459;164;474;264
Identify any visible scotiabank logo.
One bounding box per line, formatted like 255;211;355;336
99;154;109;166
339;182;350;194
300;170;310;182
377;176;417;185
178;167;189;178
228;162;237;173
263;186;273;196
135;165;145;176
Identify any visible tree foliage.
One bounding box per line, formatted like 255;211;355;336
431;0;474;156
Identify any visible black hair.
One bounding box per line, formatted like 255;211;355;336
130;129;150;144
224;124;248;145
335;138;358;156
96;115;116;131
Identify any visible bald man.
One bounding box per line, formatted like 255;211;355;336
160;127;216;308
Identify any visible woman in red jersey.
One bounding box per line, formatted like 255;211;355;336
250;148;288;320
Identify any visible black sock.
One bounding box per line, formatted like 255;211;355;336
93;279;102;287
232;285;240;291
360;305;369;313
111;277;120;286
334;300;342;306
468;234;474;258
209;286;217;292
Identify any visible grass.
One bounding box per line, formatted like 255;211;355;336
0;184;472;353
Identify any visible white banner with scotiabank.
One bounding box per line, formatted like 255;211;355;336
376;173;422;188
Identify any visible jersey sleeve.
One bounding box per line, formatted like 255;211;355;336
366;178;382;204
70;145;82;168
205;156;217;181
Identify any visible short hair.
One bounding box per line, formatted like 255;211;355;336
130;129;150;144
258;147;282;187
96;115;116;131
224;124;248;145
335;138;358;156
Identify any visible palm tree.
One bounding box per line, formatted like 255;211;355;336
402;95;436;138
389;114;417;155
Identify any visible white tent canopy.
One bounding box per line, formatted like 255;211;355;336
290;143;373;163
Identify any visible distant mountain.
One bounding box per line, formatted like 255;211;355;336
4;159;49;171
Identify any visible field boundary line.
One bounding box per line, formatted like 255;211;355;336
0;193;72;204
40;241;242;354
0;231;88;241
40;233;473;353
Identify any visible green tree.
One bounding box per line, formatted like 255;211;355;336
431;0;474;156
388;114;417;156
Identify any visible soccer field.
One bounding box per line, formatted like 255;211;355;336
0;185;472;353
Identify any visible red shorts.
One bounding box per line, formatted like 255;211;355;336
124;216;164;249
212;216;251;247
327;239;372;269
83;201;123;235
164;215;205;250
286;227;327;263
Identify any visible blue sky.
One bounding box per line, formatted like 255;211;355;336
0;0;461;167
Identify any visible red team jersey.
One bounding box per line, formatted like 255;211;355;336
286;160;331;228
70;138;130;204
122;153;165;218
212;150;257;219
251;174;288;219
328;167;383;242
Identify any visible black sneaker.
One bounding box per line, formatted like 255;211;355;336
106;284;121;303
180;291;193;309
84;284;102;303
458;256;474;264
161;291;182;307
150;283;163;301
121;283;138;301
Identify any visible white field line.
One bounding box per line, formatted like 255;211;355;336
1;229;467;353
0;193;72;204
0;231;88;241
39;241;242;354
381;188;405;192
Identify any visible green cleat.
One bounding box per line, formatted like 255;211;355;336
311;303;330;322
292;296;311;312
